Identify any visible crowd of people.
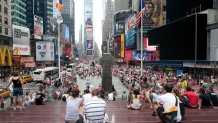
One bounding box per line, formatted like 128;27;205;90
2;62;218;123
114;65;218;122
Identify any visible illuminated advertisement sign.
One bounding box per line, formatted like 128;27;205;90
34;15;43;40
86;28;93;40
114;21;125;35
125;14;137;50
132;50;159;61
87;40;93;49
114;35;121;58
125;50;132;61
0;47;12;66
142;0;163;32
121;34;125;58
86;50;92;55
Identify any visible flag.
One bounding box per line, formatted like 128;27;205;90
56;0;63;11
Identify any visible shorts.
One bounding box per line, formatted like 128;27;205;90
13;87;23;97
156;107;164;120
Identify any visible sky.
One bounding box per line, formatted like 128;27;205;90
74;0;106;49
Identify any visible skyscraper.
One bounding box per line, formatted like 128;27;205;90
62;0;75;43
11;0;27;26
115;0;129;12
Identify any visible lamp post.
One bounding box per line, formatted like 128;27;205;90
140;0;143;77
57;15;63;80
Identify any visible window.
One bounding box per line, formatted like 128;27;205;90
0;5;1;13
4;17;8;25
0;15;2;23
5;27;8;35
4;0;7;4
4;7;7;15
0;26;2;34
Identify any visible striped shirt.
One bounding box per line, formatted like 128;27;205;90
84;96;106;123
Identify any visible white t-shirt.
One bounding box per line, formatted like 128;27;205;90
82;93;92;104
65;97;82;121
158;93;182;122
108;93;114;101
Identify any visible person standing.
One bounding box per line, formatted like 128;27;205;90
6;71;24;110
84;89;109;123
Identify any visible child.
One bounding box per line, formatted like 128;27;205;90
122;91;128;100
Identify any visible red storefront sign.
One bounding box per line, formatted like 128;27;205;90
125;50;132;61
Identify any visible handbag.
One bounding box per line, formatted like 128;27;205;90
163;95;178;123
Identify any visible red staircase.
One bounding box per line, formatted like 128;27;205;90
0;100;217;123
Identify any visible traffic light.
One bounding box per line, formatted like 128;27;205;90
56;0;63;11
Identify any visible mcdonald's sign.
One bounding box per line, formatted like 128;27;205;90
0;47;12;66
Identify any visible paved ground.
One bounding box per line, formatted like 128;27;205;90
77;75;129;98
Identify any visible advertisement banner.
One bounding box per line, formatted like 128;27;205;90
86;50;92;55
87;40;93;49
13;44;30;56
121;34;125;58
125;14;137;50
0;47;12;66
61;24;70;42
12;25;30;55
114;35;121;58
125;50;132;61
36;41;54;61
34;15;43;39
132;50;159;61
109;41;113;51
114;21;125;35
48;17;58;35
86;28;93;40
142;0;163;32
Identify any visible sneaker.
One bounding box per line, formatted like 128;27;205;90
13;106;16;110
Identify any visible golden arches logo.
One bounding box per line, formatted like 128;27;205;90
0;47;12;66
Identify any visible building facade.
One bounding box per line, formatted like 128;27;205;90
62;0;75;43
115;0;129;13
26;0;52;37
11;0;27;26
84;0;93;58
0;0;13;77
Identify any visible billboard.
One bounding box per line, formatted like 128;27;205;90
114;21;125;35
36;41;55;61
125;14;137;50
34;15;43;39
48;17;58;35
86;50;92;55
114;35;121;58
61;24;70;42
121;34;125;58
86;28;93;40
125;50;132;61
87;40;93;49
132;50;159;61
12;25;30;55
142;0;163;32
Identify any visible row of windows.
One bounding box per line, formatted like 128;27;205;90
12;5;26;14
0;0;8;5
11;11;26;20
12;0;26;8
0;4;8;15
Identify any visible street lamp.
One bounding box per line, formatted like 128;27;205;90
57;15;63;80
140;0;143;77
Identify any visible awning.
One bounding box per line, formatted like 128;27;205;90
25;63;36;68
20;57;34;63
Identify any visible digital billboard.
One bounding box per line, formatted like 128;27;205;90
125;50;132;61
125;14;137;50
34;15;43;40
132;50;159;61
114;35;121;58
142;0;163;33
114;21;125;35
